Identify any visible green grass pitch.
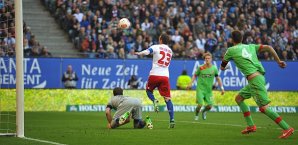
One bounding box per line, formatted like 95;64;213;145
1;89;298;111
0;112;297;145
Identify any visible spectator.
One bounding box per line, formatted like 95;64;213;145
141;19;150;31
106;45;117;59
96;34;106;51
23;38;31;56
126;49;138;59
118;47;125;59
3;32;15;55
30;46;40;57
195;33;206;52
97;48;107;58
128;75;139;89
146;22;158;40
62;65;79;89
40;46;52;57
171;30;182;44
205;32;217;53
43;0;297;60
181;25;192;42
81;35;96;53
135;35;145;52
0;47;4;57
73;8;84;23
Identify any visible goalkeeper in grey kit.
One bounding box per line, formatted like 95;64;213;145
105;87;153;129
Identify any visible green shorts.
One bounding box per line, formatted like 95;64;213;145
239;75;271;106
196;89;213;106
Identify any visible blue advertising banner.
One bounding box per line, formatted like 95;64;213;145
0;57;297;91
0;58;61;88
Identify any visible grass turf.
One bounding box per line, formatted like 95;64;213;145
1;89;298;111
0;112;297;145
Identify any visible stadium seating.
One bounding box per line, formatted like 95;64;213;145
3;0;297;60
0;0;54;57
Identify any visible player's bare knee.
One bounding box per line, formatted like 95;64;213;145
164;97;171;102
133;119;144;129
235;95;244;104
259;104;269;113
206;105;212;110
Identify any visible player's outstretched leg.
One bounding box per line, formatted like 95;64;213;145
235;95;256;134
169;120;175;128
146;90;159;112
153;100;159;112
133;119;146;129
165;99;175;128
145;116;153;129
259;105;294;138
279;128;294;139
111;116;131;129
241;125;257;134
202;105;212;120
194;105;202;121
119;111;130;125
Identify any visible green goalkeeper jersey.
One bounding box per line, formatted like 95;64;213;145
223;43;265;76
195;65;218;92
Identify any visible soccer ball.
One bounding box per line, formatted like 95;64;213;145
118;18;131;29
147;123;153;129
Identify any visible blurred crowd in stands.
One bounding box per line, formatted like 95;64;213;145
1;0;297;61
0;0;52;57
0;0;16;57
43;0;297;60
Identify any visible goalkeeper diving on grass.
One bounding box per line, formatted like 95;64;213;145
187;52;224;121
105;87;153;129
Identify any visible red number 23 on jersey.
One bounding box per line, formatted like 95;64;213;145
158;51;172;67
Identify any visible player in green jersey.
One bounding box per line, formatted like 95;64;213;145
188;52;224;121
220;30;294;139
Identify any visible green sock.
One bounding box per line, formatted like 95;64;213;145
262;107;290;130
238;101;254;126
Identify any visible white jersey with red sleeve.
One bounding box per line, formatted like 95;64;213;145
147;44;173;77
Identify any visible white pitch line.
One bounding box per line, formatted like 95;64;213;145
22;137;66;145
156;119;281;130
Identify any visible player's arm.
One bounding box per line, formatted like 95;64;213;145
135;48;153;56
220;60;229;70
216;76;224;95
187;74;197;89
105;105;113;128
258;45;286;68
221;48;231;70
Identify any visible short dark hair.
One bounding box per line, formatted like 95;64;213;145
160;33;170;44
113;87;123;96
182;70;187;75
231;30;243;44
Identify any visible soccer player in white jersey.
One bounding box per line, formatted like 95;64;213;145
135;33;175;128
